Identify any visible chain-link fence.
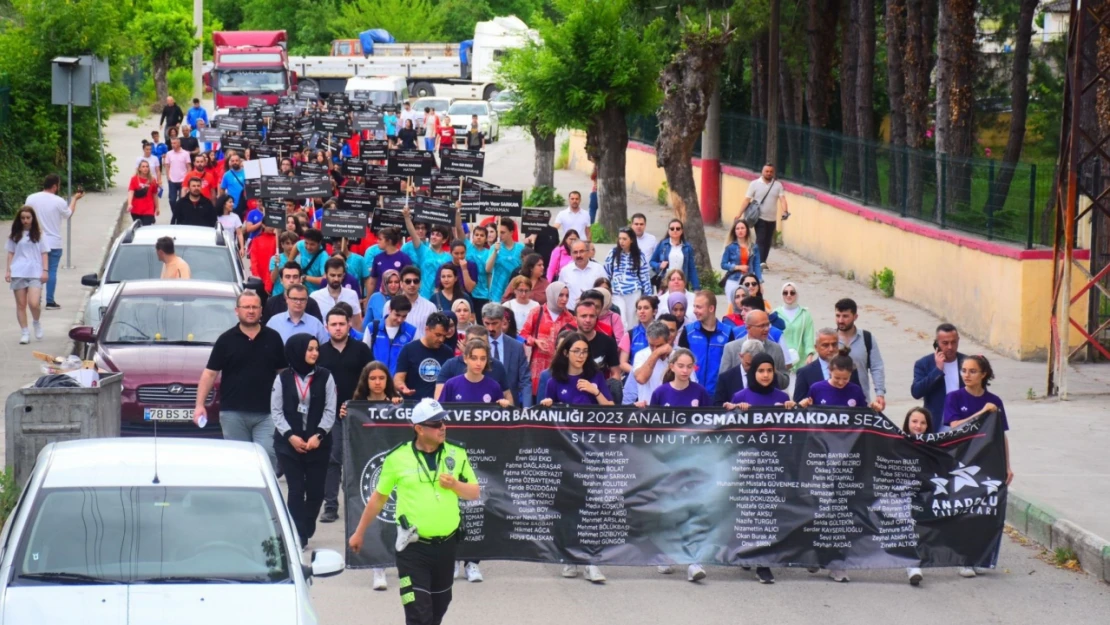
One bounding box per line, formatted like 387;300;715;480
629;113;1055;248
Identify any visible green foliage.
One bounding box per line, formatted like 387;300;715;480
209;0;246;31
701;269;725;295
331;0;446;43
0;467;20;527
128;2;198;68
437;0;494;42
554;137;569;169
1053;546;1078;567
868;267;895;298
241;0;333;55
523;185;564;207
0;128;41;216
656;180;668;206
137;67;195;106
590;222;613;244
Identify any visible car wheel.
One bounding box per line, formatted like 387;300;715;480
412;82;435;98
483;84;500;101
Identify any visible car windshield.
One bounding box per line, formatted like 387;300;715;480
349;90;398;106
105;245;236;284
414;98;450;112
103;295;237;344
13;486;290;584
217;70;287;94
449;103;488;117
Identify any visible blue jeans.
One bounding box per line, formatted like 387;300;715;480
46;248;62;305
589;191;598;223
424;137;436;151
219;409;277;473
167;180;182;207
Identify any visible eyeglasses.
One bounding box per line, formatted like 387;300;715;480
568;348;590;356
287;297;308;303
669;226;683;231
783;290;796;296
420;421;445;429
403;278;421;285
515;288;530;293
742;281;758;287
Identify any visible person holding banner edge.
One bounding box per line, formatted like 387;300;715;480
348;398;480;625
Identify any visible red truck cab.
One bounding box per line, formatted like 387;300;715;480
210;30;296;109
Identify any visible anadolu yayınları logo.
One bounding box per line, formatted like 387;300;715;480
927;463;1003;517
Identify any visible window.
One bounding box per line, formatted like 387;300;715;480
13;487;291;584
102;295;237;344
105;245;237;284
217;70;287;94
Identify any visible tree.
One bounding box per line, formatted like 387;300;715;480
838;0;860;195
129;2;197;110
509;0;662;234
437;0;494;42
500;47;561;188
331;0;446;43
765;0;780;163
985;0;1038;213
655;15;734;283
902;0;936;216
804;0;840;186
885;0;907;203
854;0;879;199
935;0;977;213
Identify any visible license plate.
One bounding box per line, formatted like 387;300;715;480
144;408;193;422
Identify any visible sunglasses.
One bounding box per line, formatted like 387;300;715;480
669;226;683;231
420;421;445;429
783;290;796;296
403;278;421;285
742;281;758;287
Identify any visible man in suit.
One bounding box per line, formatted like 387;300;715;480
910;323;966;426
793;328;862;402
482;303;532;408
719;310;789;390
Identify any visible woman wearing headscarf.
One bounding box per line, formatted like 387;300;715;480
271;334;337;547
656;269;696;323
774;282;815;365
441;310;461;356
520;281;575;400
724;353;794;409
364;268;401;328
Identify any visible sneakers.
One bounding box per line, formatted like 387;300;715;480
958;567;977;578
583;565;606;583
45;302;61;311
319;509;339;523
465;562;483;583
32;322;43;340
756;567;775;584
908;567;923;586
454;562;463;579
372;568;387;590
829;570;851;583
687;564;706;582
561;564;579;578
19;329;29;345
657;565;674;574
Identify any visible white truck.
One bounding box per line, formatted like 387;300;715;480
288;16;537;101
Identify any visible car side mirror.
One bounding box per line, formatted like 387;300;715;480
243;277;264;293
81;273;100;288
69;326;97;343
309;549;344;578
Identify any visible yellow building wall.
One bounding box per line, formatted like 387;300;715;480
567;132;1088;360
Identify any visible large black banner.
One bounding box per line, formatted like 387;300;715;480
344;404;1006;571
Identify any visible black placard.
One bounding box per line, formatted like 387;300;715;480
251;144;281;159
315;115;350;135
353;112;384;132
198;128;223;143
266;130;299;147
259;105;276;118
344;405;1008;571
328;93;350;107
297;161;330;179
342;159;368;177
459;189;482;214
262;202;286;229
221;135;250;152
412;196;456;227
479;189;524;217
364;164;389;176
243;118;264;132
387;149;436;177
366;176;404;196
439;148;485;177
371;205;407;232
260;176;296;199
248;97;267;107
296;178;333;200
430;174;462;199
339;188;378;212
521;208;551;236
244;179;261;201
322;208;368;239
317;134;344;153
298;83;320;100
359;139;389;160
465;178;501;192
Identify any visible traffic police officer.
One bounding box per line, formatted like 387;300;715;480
349;398;479;625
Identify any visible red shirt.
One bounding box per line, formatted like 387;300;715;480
249;230;278;293
128;176;159;216
183;168;218;200
437;126;456;146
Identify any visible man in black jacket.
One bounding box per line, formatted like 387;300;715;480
159;96;184;136
792;327;862;402
172;177;217;227
262;262;324;325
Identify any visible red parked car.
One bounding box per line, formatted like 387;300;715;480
69;280;240;438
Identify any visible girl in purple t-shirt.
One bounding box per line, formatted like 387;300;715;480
539;332;614;406
649;348;712;407
944;355;1012;521
724;353;794;410
439;340;512;406
798;348;878;410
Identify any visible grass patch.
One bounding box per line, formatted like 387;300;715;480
1052;547;1079;569
590;223;614;244
524;186;565;208
868;267;895;298
555;138;570;170
657;180;669;206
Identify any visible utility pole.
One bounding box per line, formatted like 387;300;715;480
193;0;203;100
765;0;780;164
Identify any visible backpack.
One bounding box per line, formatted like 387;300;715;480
863;329;873;371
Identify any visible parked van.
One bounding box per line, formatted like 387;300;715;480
344;76;409;108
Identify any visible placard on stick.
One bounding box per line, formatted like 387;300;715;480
262;202;286;229
479;189;524;217
412;196;456;227
359;139;389;160
322;209;368;239
439;148;485;177
521;208;551;236
386;149;436;177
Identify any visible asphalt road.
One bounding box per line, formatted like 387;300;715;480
305;127;1110;624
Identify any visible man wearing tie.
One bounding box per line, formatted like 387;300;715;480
481;303;532;408
792;328;862;402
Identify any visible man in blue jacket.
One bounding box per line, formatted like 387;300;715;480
677;291;732;398
186;98;208;128
910;323;965;428
363;295;416;373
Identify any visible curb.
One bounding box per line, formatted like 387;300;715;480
69;195;129;358
1006;489;1110;583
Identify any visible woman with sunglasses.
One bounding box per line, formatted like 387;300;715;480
775;281;815;364
649;219;699;292
721;218;763;306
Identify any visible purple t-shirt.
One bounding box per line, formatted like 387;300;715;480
806;381;868;408
440;374;505;404
650;382;711;407
731;387;791;406
543;371;612;405
942;388;1009;430
372;250;413;281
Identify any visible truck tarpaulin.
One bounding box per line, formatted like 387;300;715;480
359;29;395;56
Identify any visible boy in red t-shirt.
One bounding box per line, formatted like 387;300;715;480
436;114;456;151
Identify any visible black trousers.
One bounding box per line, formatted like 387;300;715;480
397;537;458;625
754;218;776;265
322;417;344;513
276;435;330;544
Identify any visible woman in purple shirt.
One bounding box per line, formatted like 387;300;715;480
724;353;795;409
439;340;512;406
798;348;879;410
539;332;614;406
649;348;712;407
944;355;1012;517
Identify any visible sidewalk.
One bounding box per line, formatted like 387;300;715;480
503;128;1110;568
0;112;151;463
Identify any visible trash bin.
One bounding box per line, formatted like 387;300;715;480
5;372;122;487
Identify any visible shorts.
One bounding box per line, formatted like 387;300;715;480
11;277;42;290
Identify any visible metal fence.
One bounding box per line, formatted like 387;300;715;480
628;113;1055;248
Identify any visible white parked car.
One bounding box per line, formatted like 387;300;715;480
0;438;344;625
448;99;500;143
412;96;453;129
82;222;259;330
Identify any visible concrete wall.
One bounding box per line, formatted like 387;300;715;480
568;133;1090;360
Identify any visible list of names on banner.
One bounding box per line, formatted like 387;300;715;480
870;456;921;550
503;447;562;543
805;451;865;550
576;450;633;548
731;450;786;549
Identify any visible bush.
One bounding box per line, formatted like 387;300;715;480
138;67;194;109
0;467;21;526
524;186;565;208
0;129;43;217
657;180;669;206
699;268;725;295
555;138;570;170
590;222;613;243
868;267;895;298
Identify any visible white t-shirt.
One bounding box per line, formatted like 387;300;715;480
943;359;960;393
311;286;361;316
136;154;161;175
217;213;243;241
554;207;592;241
667;245;685;274
5;232;49;278
383;296;436;339
630;346;698;400
746;177;785;221
637;232;658;264
507;299;539;332
24;191;70;250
